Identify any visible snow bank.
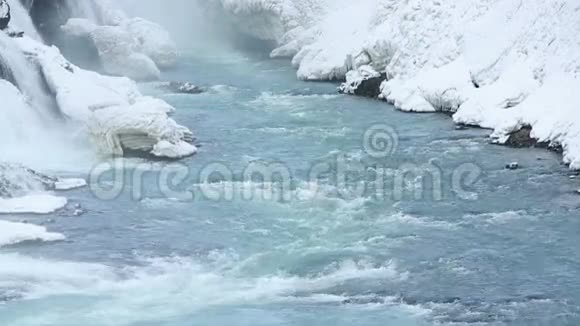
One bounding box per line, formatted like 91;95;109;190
216;0;580;169
0;194;68;214
0;220;64;247
13;36;196;159
55;178;88;191
0;162;84;214
0;163;56;198
60;0;178;80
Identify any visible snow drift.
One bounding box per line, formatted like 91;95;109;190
214;0;580;169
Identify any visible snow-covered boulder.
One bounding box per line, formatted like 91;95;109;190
61;16;177;80
88;96;197;159
339;65;384;98
60;2;178;79
123;17;177;68
90;25;160;80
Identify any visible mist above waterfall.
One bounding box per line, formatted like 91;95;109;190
113;0;278;54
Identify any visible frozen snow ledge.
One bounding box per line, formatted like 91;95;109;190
0;221;64;247
0;195;68;214
218;0;580;170
13;36;196;160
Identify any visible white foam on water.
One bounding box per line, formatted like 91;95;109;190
248;92;340;111
0;254;410;325
464;210;537;225
378;212;460;231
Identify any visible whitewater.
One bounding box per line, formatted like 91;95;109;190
0;0;579;325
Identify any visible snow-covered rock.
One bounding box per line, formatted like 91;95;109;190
0;162;56;198
0;162;81;214
90;25;160;80
89;97;197;158
339;65;383;98
61;19;160;80
60;4;178;79
123;17;177;68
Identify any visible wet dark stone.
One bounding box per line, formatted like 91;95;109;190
505;162;520;170
163;81;205;94
340;73;386;98
354;73;386;98
0;0;10;30
505;126;538;148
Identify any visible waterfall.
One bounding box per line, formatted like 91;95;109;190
0;33;57;122
64;0;102;23
0;34;91;169
7;0;42;41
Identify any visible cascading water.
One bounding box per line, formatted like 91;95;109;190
0;35;91;170
7;0;42;41
0;33;57;122
63;0;101;23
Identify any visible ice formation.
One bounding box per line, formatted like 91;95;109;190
60;0;178;80
215;0;580;169
12;35;196;159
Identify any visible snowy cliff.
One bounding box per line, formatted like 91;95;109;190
213;0;580;170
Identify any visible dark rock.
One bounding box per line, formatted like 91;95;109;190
353;73;386;98
7;30;23;38
505;162;520;170
504;126;537;148
339;73;386;98
0;0;10;30
164;81;205;94
455;124;469;131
